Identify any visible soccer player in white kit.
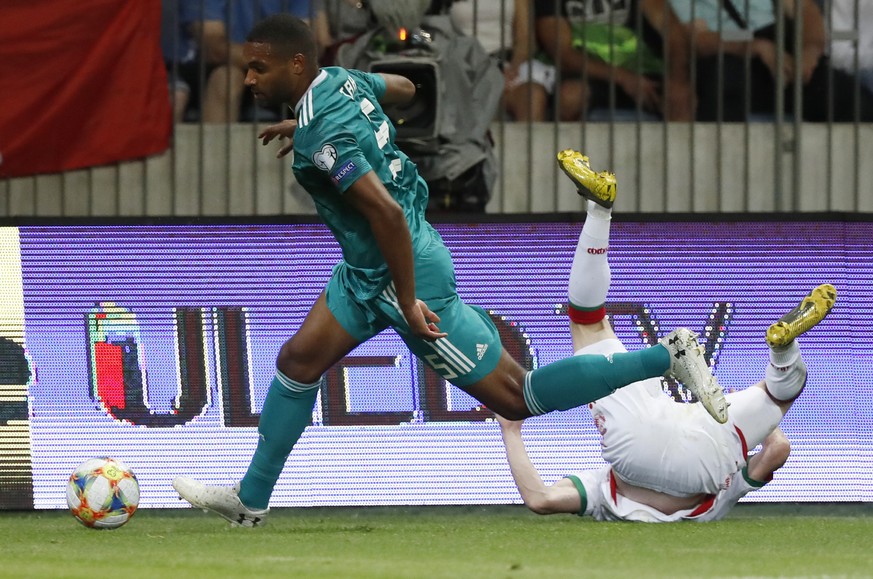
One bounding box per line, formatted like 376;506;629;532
496;150;837;523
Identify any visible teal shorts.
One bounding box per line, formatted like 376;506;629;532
325;233;502;388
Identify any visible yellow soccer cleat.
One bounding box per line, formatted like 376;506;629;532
556;149;617;208
766;284;837;348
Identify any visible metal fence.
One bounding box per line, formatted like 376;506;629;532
1;0;870;217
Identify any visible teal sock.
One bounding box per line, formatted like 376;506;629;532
523;344;671;415
238;373;319;509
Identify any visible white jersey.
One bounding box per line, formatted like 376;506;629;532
567;339;782;521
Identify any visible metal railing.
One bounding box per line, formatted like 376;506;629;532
1;0;870;217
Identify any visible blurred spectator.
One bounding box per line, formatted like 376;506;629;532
534;0;694;122
829;0;873;97
450;0;556;121
671;0;873;121
311;0;378;65
186;1;313;123
161;0;199;122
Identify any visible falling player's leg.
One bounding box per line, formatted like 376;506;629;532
725;284;837;487
174;290;363;526
765;284;836;403
523;151;726;423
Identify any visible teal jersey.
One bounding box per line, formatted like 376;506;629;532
292;67;432;299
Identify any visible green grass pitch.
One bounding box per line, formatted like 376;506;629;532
2;504;871;578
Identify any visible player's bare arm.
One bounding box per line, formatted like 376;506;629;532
345;171;447;342
376;73;416;105
496;414;582;515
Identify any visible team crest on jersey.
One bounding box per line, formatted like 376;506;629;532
312;144;338;171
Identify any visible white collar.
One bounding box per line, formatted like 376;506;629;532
293;69;328;116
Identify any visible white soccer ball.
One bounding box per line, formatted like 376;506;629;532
66;458;140;529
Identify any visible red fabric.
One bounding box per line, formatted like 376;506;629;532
0;1;171;178
735;425;749;457
688;494;716;517
568;304;607;325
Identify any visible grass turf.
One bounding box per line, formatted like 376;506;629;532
1;504;871;578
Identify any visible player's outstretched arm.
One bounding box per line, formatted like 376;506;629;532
496;414;582;515
377;73;416;105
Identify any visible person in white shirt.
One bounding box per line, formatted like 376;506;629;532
497;149;837;523
829;0;873;96
450;0;556;120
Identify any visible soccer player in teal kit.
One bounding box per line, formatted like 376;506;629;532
173;13;726;526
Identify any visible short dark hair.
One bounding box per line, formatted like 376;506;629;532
246;14;317;61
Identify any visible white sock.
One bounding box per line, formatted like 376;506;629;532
568;202;612;310
584;200;612;237
765;341;807;401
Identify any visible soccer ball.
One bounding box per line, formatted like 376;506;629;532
67;458;139;529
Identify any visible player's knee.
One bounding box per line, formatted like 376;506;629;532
488;382;530;420
758;430;791;474
478;396;527;420
465;363;531;420
495;400;530;421
275;340;322;383
768;432;791;464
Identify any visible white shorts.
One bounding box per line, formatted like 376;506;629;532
507;59;556;94
572;465;760;523
577;339;782;497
